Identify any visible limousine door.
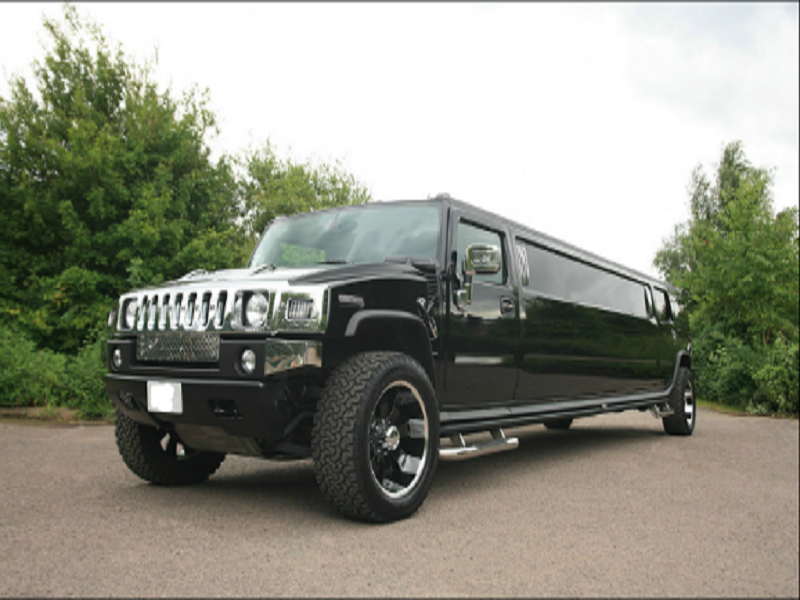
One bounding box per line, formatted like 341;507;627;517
440;214;519;409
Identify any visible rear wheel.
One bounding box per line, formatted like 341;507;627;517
662;367;696;436
312;352;440;522
115;409;225;485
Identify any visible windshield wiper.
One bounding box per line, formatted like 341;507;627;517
384;256;437;273
252;263;277;274
316;260;350;265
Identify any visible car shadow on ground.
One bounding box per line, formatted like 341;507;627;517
109;419;667;523
433;420;665;489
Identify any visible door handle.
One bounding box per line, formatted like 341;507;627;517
500;297;515;315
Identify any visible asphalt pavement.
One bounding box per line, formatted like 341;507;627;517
0;408;797;597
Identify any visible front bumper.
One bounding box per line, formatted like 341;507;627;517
106;373;285;442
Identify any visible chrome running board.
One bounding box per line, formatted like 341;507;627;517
649;403;675;419
439;429;519;461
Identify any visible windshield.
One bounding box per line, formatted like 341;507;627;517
248;203;441;268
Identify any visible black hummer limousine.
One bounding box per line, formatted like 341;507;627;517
106;195;694;522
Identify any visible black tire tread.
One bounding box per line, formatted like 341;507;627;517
115;409;225;485
663;367;695;436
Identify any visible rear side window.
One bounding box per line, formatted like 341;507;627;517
521;241;648;318
653;288;673;322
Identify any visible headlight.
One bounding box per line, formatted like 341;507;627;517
122;299;138;330
244;292;269;327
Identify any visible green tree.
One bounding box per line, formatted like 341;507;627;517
0;5;244;353
654;141;799;415
239;142;371;242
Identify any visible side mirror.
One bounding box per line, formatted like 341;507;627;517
456;244;502;309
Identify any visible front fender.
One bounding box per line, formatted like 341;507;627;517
343;310;437;392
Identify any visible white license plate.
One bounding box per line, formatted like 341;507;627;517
147;381;183;414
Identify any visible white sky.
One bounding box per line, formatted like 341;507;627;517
1;2;798;278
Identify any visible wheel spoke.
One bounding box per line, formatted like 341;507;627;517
402;418;427;439
381;479;404;494
395;451;421;476
381;454;395;485
387;401;401;425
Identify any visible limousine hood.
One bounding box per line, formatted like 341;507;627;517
127;260;432;291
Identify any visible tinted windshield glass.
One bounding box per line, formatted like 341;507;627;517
248;203;441;268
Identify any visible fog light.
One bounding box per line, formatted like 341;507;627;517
240;349;256;374
112;348;122;370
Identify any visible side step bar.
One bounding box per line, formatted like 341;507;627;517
439;429;519;461
649;403;674;419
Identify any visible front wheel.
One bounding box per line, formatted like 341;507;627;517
662;367;696;436
312;352;440;522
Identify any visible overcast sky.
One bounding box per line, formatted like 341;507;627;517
1;2;798;278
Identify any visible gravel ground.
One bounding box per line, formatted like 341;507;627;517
0;408;797;597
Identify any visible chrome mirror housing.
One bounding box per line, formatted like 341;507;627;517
465;244;501;275
456;244;502;309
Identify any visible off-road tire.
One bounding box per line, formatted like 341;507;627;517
115;409;225;485
311;351;440;523
544;418;573;430
662;367;696;436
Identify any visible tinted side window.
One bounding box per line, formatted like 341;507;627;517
457;221;505;285
522;241;647;318
653;288;673;322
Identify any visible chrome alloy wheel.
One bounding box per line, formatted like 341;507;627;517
368;381;429;499
684;380;696;428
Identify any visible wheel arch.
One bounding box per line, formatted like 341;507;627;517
339;310;437;394
670;350;692;390
678;350;692;370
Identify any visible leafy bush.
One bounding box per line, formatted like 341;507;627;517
0;324;111;418
694;322;798;416
0;324;67;408
63;326;112;419
750;336;799;416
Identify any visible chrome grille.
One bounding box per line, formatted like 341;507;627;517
117;279;328;333
137;332;220;363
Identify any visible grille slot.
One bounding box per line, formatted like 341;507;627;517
287;298;314;320
137;332;220;363
425;273;439;301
